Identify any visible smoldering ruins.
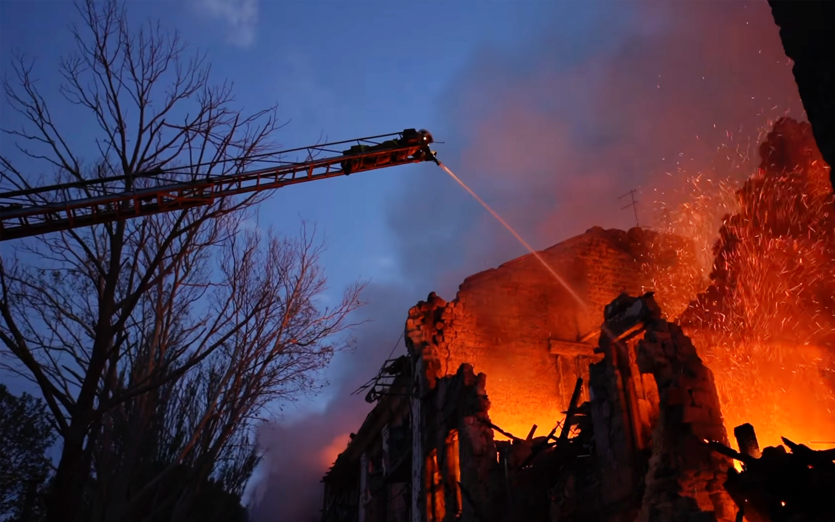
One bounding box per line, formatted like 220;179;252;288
320;119;835;522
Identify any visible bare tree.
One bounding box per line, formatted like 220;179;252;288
85;222;361;522
0;1;364;521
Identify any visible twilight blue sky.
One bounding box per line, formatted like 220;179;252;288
0;0;636;412
0;0;575;288
0;1;806;520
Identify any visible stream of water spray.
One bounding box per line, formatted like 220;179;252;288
438;162;589;310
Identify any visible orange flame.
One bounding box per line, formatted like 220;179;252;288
320;432;352;468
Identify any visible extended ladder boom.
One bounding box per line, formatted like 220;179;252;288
0;130;437;241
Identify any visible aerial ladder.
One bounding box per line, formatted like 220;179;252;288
0;129;438;241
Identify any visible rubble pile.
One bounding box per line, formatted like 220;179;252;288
499;378;598;522
709;424;835;522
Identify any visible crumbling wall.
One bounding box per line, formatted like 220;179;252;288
419;363;503;522
590;293;735;522
588;295;662;518
405;227;694;438
405;292;450;393
635;308;734;521
588;344;648;516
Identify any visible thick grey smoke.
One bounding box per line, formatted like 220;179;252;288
252;2;803;520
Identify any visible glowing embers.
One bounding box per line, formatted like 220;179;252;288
654;117;835;460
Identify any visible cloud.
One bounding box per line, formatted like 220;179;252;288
252;2;805;520
195;0;259;48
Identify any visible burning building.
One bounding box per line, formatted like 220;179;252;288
320;227;714;521
322;288;740;522
402;226;697;439
320;118;835;522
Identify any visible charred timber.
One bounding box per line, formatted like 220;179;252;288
708;424;835;522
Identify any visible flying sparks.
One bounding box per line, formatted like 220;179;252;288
653;118;835;450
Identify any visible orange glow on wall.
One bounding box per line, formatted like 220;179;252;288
446;430;463;516
425;449;445;522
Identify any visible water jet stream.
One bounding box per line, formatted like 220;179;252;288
438;162;588;310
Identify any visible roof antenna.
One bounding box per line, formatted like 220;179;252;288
619;189;640;228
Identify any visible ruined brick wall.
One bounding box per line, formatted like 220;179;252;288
589;294;735;522
405;227;691;438
420;363;503;522
588;344;651;515
635;316;734;522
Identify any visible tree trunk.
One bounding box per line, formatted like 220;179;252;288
47;429;88;522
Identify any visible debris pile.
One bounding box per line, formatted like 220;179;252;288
497;377;598;522
708;424;835;522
